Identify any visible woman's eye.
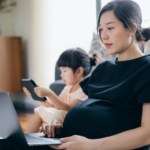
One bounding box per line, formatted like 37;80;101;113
108;27;114;30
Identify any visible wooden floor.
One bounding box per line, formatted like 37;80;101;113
17;111;34;132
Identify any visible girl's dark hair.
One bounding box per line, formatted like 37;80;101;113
57;48;102;77
97;0;150;42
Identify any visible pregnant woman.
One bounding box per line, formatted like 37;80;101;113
47;0;150;150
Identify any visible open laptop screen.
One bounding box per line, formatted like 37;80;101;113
0;92;28;146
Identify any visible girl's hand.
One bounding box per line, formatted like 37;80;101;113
50;135;95;150
39;120;62;138
23;87;31;96
34;86;52;98
23;83;40;96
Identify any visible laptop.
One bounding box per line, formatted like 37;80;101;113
0;92;63;146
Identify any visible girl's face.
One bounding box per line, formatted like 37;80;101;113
59;67;78;85
98;10;133;55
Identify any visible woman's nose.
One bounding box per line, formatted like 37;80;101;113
101;30;109;41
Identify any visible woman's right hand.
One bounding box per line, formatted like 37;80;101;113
39;120;63;138
23;87;31;96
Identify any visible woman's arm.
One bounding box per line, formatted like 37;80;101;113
93;103;150;150
51;103;150;150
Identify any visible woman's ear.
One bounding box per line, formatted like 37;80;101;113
130;23;137;37
75;67;84;77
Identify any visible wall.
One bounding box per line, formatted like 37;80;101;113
0;13;13;36
2;0;96;109
42;0;96;87
10;0;45;107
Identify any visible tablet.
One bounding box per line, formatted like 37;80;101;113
20;79;47;102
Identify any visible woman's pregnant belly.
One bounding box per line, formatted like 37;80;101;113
63;99;142;139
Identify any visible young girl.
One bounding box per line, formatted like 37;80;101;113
23;47;102;134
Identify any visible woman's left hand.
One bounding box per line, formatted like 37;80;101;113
50;135;95;150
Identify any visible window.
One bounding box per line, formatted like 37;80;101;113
42;0;96;85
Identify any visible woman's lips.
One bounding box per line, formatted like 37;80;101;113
105;43;112;48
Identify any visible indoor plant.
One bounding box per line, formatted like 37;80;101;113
0;0;17;13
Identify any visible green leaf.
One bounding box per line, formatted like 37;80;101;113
0;0;17;12
10;2;17;6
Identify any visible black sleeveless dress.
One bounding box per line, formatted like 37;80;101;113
63;55;150;150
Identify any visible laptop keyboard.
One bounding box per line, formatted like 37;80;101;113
25;134;55;145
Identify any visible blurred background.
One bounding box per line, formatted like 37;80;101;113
0;0;149;111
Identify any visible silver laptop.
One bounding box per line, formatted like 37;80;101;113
0;92;63;146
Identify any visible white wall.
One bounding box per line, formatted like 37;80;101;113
0;13;13;36
11;0;96;88
12;0;46;85
42;0;96;87
10;0;44;106
4;0;96;107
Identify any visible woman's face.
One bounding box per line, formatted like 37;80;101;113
59;67;77;85
98;10;133;55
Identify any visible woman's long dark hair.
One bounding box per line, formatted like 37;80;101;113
57;48;102;77
97;0;150;43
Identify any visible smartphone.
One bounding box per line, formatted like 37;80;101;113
20;79;47;102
